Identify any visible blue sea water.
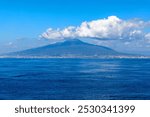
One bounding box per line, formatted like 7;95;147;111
0;58;150;100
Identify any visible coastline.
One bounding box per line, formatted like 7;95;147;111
0;55;150;59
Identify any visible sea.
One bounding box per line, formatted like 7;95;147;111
0;58;150;100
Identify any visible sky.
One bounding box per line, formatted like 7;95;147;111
0;0;150;54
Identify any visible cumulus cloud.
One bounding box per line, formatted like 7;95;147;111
40;16;150;42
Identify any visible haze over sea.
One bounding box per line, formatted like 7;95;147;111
0;58;150;100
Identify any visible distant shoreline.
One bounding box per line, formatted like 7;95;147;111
0;55;150;59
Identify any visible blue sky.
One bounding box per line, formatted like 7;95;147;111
0;0;150;54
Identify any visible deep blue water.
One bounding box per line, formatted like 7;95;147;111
0;58;150;100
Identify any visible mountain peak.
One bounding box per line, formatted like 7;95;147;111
62;39;85;45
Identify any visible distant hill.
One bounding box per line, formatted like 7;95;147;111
3;39;130;58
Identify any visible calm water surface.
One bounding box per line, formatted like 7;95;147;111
0;58;150;100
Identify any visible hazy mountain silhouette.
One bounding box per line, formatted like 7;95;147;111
5;39;127;58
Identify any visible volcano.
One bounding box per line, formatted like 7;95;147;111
4;39;127;58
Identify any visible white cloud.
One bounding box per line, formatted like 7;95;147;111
40;27;76;40
40;16;150;42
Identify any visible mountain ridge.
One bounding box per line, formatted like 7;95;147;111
2;39;133;58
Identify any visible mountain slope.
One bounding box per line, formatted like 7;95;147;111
5;39;126;58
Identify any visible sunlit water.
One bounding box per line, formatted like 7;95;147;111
0;58;150;100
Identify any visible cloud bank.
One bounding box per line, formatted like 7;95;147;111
40;16;150;42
